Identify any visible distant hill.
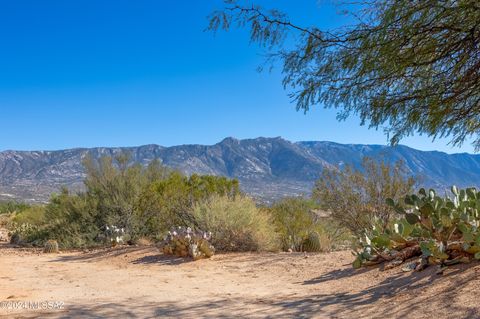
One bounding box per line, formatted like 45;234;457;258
1;137;479;203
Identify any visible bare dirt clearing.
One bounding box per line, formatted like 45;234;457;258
0;244;479;318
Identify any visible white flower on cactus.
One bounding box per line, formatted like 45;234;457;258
365;235;371;245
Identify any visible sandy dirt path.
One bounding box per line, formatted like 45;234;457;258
0;244;479;318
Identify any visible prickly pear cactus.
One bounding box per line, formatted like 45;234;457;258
160;226;215;260
104;225;125;247
302;232;322;252
43;240;59;253
354;186;480;269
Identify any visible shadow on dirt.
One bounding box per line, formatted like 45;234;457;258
303;266;376;285
48;246;194;266
49;246;152;263
25;280;480;319
131;253;192;266
299;262;479;318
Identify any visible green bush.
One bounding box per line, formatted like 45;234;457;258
137;172;241;234
4;205;48;245
9;223;44;245
11;206;46;226
42;189;100;248
0;201;30;215
191;195;279;252
313;157;416;237
15;153;242;249
270;197;349;252
270;197;318;251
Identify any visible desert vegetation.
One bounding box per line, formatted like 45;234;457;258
6;149;451;278
204;0;480;276
2;153;344;255
2;0;480;316
3;148;479;279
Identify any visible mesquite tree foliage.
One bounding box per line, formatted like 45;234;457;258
209;1;480;149
313;157;416;237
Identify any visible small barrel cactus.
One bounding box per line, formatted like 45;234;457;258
302;232;323;252
198;239;215;258
44;240;59;253
10;233;22;245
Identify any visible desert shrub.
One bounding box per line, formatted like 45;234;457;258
270;197;318;251
270;197;349;252
17;153;242;249
42;189;100;248
8;223;44;245
0;201;30;215
82;154;170;239
137;172;241;233
309;222;352;252
191;195;279;252
11;206;46;226
313;157;416;237
353;186;480;269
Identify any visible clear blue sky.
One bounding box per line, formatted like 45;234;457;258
0;0;474;153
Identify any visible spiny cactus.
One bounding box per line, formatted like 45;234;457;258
302;231;330;252
10;233;21;245
160;226;215;260
104;225;125;247
354;186;480;269
198;239;215;258
43;240;59;253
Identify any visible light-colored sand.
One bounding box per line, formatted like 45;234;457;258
0;244;479;318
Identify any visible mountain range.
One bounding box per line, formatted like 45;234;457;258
1;137;479;204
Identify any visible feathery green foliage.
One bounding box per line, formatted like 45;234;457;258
11;206;46;226
313;157;415;237
16;152;241;249
270;196;350;252
270;197;318;251
0;201;30;215
209;1;480;149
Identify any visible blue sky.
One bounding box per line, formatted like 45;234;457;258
0;0;475;153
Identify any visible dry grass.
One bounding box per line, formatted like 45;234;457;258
191;195;279;252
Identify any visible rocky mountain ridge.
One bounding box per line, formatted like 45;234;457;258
1;137;479;203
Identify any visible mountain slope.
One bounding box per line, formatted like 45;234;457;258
0;137;479;203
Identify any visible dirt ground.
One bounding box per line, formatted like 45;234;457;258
0;243;479;319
